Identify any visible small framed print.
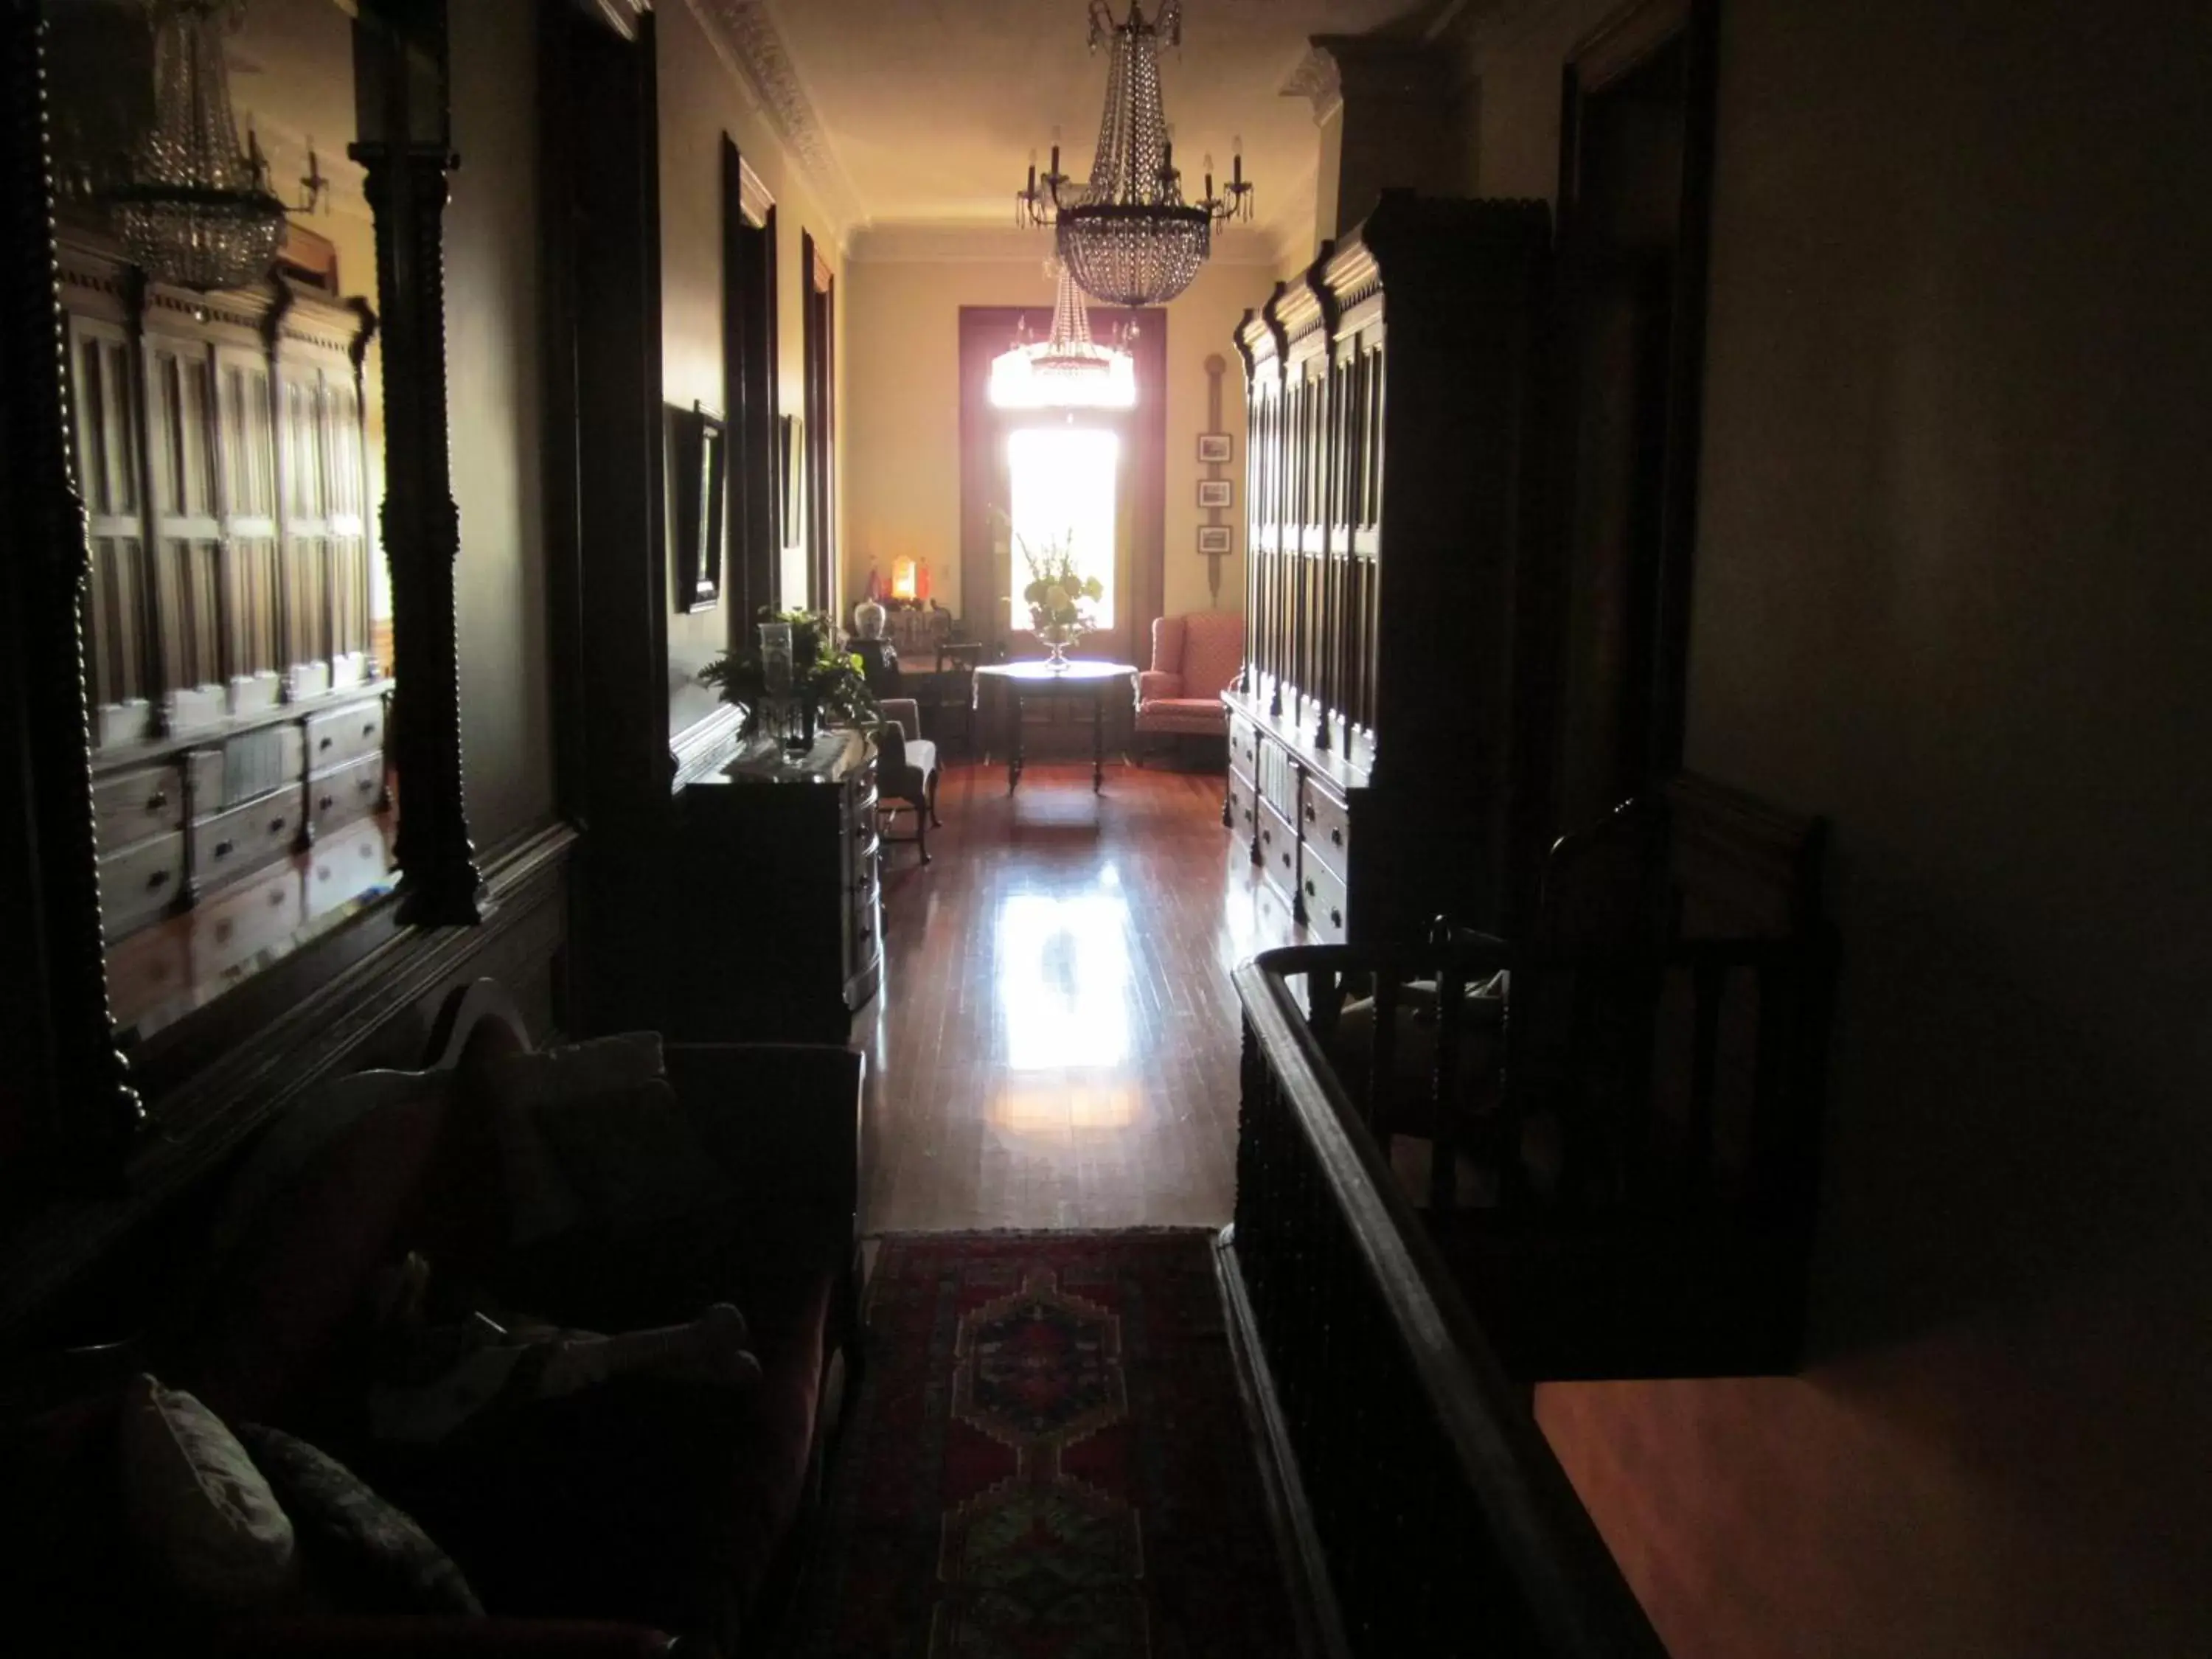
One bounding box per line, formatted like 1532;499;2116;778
1196;431;1233;465
1197;525;1233;555
1197;479;1234;509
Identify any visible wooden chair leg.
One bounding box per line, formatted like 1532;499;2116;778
928;771;942;828
915;795;931;864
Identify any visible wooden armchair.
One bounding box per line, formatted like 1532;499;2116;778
874;698;942;864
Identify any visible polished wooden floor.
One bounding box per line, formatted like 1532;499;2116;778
855;756;1304;1233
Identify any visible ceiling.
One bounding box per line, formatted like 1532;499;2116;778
758;0;1441;251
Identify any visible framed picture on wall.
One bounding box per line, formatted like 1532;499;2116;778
1197;525;1233;555
779;413;806;549
1197;431;1233;464
1197;479;1234;509
670;400;726;613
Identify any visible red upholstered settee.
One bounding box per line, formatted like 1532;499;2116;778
1134;611;1243;751
1;983;862;1659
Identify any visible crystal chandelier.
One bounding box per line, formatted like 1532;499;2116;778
105;0;288;292
990;259;1138;411
1015;1;1254;307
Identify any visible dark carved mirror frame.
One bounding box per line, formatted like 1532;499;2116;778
0;0;479;1197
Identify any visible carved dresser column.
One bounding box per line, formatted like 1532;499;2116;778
350;0;481;925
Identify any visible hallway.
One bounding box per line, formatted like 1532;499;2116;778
855;758;1302;1232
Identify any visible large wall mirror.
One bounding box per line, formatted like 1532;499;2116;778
2;0;478;1195
46;0;396;1046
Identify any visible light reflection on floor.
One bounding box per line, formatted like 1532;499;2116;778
859;762;1307;1231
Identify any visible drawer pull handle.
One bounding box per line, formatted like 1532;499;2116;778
1281;852;1291;869
215;838;236;858
319;735;334;751
1332;829;1343;846
147;789;169;811
1304;804;1315;821
363;721;376;737
1330;908;1343;928
1304;879;1315;897
270;815;287;833
320;794;335;810
358;776;375;793
147;869;171;889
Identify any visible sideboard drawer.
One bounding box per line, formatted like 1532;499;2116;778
1229;712;1259;784
304;698;386;774
1225;771;1258;846
1300;850;1349;945
1299;776;1352;882
100;830;184;936
94;761;188;852
310;753;386;838
1258;797;1300;913
198;790;302;888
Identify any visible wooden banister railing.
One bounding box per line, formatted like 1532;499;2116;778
1223;945;1671;1659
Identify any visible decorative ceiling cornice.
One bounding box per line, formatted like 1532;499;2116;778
687;0;867;239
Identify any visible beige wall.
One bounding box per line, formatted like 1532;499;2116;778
842;248;1273;637
1450;1;2212;1655
657;0;847;742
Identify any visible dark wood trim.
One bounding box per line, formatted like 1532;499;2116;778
722;136;778;626
0;821;577;1344
538;0;670;1033
801;229;835;611
1213;1228;1353;1659
0;0;145;1192
1557;0;1720;798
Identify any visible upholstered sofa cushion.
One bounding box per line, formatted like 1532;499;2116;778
369;1205;840;1654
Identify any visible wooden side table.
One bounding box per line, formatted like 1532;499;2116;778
973;661;1138;793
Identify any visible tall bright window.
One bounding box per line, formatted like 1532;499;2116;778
1006;425;1119;631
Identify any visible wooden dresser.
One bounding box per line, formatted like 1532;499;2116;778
673;728;882;1043
58;226;392;945
1225;192;1559;945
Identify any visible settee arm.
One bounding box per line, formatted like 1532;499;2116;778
215;1616;680;1659
1135;669;1182;705
664;1043;862;1222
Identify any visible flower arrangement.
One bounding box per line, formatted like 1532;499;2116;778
698;607;878;741
1018;527;1104;658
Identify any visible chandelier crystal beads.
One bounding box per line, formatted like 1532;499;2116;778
1015;1;1254;308
106;0;288;292
989;259;1138;411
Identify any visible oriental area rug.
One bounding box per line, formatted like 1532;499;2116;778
778;1230;1298;1659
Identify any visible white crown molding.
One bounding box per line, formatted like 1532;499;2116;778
848;220;1286;271
686;0;867;242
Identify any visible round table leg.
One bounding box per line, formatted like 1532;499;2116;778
1092;691;1105;792
1009;692;1024;793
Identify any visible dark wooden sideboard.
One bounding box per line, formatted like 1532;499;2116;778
1226;193;1559;947
672;728;882;1043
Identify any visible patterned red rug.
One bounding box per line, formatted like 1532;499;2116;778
779;1230;1298;1658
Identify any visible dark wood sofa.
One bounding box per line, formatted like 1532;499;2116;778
1;982;863;1658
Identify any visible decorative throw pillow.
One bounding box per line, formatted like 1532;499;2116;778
236;1424;482;1615
480;1032;675;1243
114;1374;298;1610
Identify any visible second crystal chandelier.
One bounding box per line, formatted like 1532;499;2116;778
1015;0;1254;307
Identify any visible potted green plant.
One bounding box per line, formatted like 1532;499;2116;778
700;608;878;750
